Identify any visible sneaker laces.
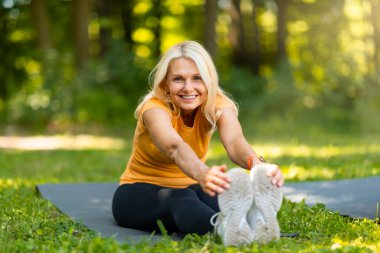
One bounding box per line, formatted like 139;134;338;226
210;212;224;234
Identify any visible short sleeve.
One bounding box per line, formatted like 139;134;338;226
139;97;172;121
216;95;237;111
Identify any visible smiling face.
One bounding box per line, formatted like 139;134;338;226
165;57;207;117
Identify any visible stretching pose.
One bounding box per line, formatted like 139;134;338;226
112;41;284;245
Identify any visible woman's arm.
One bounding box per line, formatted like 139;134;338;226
217;107;262;168
217;107;284;187
143;108;231;196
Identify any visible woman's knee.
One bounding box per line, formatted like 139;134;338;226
112;183;161;226
157;187;198;204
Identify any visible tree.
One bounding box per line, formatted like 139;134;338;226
204;0;218;58
151;0;162;58
0;3;28;102
230;0;246;65
0;6;9;100
30;0;53;56
251;0;261;74
120;1;134;49
73;0;90;70
95;0;111;57
275;0;288;62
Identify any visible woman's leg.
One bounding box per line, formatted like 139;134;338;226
187;184;220;212
112;183;217;234
112;183;177;232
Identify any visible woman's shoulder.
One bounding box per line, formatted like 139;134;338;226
215;93;237;110
140;97;172;115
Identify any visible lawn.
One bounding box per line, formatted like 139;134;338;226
1;131;380;252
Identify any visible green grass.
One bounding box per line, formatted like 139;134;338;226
1;131;380;252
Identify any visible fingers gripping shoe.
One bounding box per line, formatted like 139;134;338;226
212;168;254;246
248;164;283;243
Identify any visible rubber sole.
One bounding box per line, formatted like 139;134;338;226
249;164;283;243
218;168;254;246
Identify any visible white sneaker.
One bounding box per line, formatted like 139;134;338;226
211;168;254;246
248;164;283;243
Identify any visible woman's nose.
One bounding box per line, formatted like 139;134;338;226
183;79;193;90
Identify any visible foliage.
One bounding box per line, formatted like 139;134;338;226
3;40;149;130
1;0;380;133
73;40;149;126
354;72;380;134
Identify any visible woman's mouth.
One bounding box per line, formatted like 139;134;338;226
179;95;197;100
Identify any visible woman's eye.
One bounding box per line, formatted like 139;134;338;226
193;76;202;81
173;77;182;82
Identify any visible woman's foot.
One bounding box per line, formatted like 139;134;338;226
248;164;283;243
212;168;254;246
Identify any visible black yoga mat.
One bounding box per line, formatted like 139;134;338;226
36;177;380;243
283;176;380;219
36;183;181;243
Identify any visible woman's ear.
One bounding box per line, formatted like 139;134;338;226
163;82;170;94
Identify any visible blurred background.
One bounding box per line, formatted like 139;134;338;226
0;0;379;136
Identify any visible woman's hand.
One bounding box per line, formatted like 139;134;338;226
264;163;284;187
199;165;231;197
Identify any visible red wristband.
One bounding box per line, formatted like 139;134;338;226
247;155;266;170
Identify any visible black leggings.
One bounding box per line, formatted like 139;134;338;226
112;183;220;235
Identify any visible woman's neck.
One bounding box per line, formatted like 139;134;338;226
181;108;198;127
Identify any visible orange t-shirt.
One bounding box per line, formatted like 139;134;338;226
120;97;228;188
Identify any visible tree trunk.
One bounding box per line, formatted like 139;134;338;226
275;0;288;62
120;1;134;50
230;0;246;65
30;0;53;55
73;0;90;70
204;0;218;58
0;8;8;99
152;0;162;58
251;0;261;74
96;0;111;57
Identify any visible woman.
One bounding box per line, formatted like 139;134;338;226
112;41;284;245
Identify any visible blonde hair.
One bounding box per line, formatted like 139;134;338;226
135;40;238;131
